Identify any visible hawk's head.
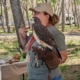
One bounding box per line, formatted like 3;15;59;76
33;17;41;24
32;17;42;30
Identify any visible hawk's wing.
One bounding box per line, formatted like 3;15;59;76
32;17;62;59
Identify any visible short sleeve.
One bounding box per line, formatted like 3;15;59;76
47;25;66;51
54;33;66;51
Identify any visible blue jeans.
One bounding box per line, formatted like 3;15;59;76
52;75;62;80
28;75;62;80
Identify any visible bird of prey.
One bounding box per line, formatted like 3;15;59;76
32;17;62;59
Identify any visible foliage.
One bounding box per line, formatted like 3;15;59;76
0;37;19;55
36;0;43;4
75;0;80;4
58;25;80;32
51;0;58;7
0;0;80;79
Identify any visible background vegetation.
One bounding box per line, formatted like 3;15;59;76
0;0;80;80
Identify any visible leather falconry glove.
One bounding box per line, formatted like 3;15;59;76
32;46;53;61
32;46;60;70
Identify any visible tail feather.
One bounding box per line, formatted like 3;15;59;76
52;47;62;59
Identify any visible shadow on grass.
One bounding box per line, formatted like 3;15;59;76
66;44;80;54
23;64;80;80
60;64;80;80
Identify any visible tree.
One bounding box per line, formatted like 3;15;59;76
25;0;30;27
71;0;77;26
4;0;10;33
76;0;80;28
74;0;79;28
0;0;5;32
20;0;30;27
66;0;72;28
62;0;65;32
10;0;25;47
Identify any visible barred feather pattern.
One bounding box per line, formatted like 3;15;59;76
32;20;57;47
32;17;62;59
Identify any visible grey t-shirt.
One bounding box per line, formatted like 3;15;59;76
26;25;66;80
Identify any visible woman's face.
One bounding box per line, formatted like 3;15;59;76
32;11;49;25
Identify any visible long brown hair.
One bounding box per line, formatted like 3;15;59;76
49;14;59;26
44;12;59;26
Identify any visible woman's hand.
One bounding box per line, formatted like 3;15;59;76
59;51;67;64
32;46;60;69
19;27;27;38
19;27;28;47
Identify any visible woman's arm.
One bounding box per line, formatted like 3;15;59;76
59;50;67;64
19;27;27;48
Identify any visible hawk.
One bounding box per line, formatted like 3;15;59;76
32;17;62;59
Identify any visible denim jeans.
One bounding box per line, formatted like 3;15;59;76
29;75;62;80
52;75;62;80
28;75;62;80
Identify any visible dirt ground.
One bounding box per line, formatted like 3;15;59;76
62;31;80;80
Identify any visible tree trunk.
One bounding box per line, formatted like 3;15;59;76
62;0;65;32
74;0;79;28
10;0;25;47
0;0;5;32
25;0;30;27
30;0;34;8
66;0;72;28
71;0;77;26
77;0;80;28
4;0;10;33
45;0;48;3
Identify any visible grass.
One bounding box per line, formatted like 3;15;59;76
60;36;80;80
60;65;67;72
58;25;80;32
0;37;19;55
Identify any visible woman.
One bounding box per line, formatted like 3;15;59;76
19;3;67;80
